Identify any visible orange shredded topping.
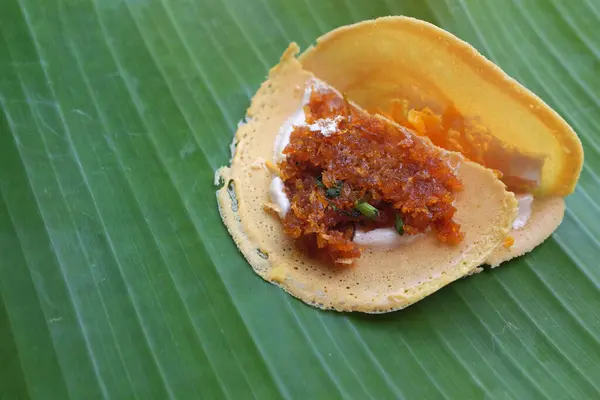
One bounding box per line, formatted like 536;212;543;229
265;160;281;176
380;100;541;193
278;89;464;263
503;235;515;248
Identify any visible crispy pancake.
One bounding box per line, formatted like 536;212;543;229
216;44;517;312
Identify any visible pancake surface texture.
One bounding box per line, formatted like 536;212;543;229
217;44;517;313
487;196;564;267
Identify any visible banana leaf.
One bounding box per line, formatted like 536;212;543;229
1;0;599;398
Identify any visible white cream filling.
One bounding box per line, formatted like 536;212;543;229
273;106;308;163
516;164;542;185
353;228;423;248
508;154;543;187
269;177;290;219
513;193;534;230
308;115;343;136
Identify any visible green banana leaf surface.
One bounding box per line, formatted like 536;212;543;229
1;0;600;398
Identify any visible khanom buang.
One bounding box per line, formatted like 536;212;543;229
217;17;582;313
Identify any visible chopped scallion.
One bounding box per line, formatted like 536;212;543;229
326;181;343;198
395;214;405;235
315;176;326;189
356;202;379;219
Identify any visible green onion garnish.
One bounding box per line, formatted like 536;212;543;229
317;175;343;199
315;176;326;189
395;214;405;236
326;181;342;198
326;187;340;198
356;202;379;219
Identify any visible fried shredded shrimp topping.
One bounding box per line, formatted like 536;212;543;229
380;99;542;193
278;89;464;263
